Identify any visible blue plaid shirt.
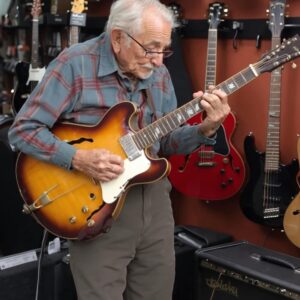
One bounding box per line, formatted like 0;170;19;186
8;32;215;170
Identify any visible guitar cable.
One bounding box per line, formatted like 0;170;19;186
35;229;49;300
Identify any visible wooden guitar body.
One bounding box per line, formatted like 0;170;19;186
168;112;245;200
241;134;299;227
16;101;168;240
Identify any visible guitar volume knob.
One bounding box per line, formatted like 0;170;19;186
88;219;95;227
69;216;77;224
221;182;227;188
82;206;89;213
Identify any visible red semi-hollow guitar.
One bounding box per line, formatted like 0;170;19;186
168;3;246;201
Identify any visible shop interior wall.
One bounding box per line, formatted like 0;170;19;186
168;0;300;257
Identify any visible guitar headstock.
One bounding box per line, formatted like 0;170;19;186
208;2;228;30
267;0;286;37
31;0;42;19
71;0;88;14
255;34;300;74
168;2;184;28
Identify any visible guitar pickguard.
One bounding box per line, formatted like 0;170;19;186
101;151;151;204
27;64;46;84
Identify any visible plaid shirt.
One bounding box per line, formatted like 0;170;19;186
8;33;215;170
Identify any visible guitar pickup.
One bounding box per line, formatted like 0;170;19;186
197;162;216;167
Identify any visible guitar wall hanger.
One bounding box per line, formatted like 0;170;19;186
181;17;300;40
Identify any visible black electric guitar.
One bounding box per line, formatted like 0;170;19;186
15;35;300;240
240;0;299;227
12;0;45;115
168;3;246;201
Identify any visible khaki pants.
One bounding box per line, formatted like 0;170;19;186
69;178;175;300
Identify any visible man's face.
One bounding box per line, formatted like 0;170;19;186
112;11;172;80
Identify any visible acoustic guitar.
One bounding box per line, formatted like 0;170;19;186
240;0;299;228
168;3;246;201
12;0;46;114
16;35;300;240
283;137;300;248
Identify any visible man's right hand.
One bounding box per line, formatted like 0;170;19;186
72;149;124;182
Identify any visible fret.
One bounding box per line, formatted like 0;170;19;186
132;134;143;150
164;116;174;132
145;126;157;143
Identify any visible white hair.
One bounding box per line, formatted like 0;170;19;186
105;0;178;35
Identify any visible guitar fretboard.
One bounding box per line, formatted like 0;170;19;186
69;26;80;46
205;29;218;88
265;37;283;171
31;16;40;69
132;65;257;150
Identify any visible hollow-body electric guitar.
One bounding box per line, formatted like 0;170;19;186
16;35;300;240
240;0;299;228
168;3;246;201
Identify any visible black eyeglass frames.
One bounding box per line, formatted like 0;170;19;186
125;33;173;59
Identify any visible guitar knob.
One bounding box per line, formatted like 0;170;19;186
88;219;95;227
235;167;240;173
221;182;227;188
220;168;225;174
82;206;89;214
69;216;77;224
228;177;233;183
223;158;229;164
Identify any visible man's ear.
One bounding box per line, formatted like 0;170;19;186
111;29;122;53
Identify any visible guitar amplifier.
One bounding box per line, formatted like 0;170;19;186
0;247;77;300
173;225;232;300
195;240;300;300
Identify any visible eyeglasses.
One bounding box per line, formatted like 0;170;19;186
126;33;173;59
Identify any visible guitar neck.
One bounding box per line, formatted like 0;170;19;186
69;25;80;46
31;16;40;69
132;64;258;150
205;28;218;88
265;36;282;171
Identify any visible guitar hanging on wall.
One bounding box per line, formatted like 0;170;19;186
283;137;300;249
168;2;246;201
12;0;46;115
68;0;88;47
14;34;300;240
240;0;299;228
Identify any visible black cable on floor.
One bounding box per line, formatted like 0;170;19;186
35;229;49;300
